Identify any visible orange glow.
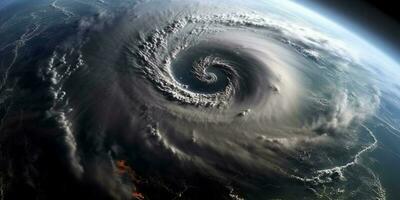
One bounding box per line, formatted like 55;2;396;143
115;160;144;199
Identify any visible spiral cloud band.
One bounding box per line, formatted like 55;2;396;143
63;1;381;198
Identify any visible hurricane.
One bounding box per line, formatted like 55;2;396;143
1;0;399;200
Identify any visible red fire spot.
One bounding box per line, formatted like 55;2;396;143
132;192;145;200
116;160;129;175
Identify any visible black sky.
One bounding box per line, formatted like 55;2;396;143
301;0;400;60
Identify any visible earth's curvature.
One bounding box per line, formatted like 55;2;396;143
1;0;400;199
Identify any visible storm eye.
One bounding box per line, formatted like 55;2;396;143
203;73;217;83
